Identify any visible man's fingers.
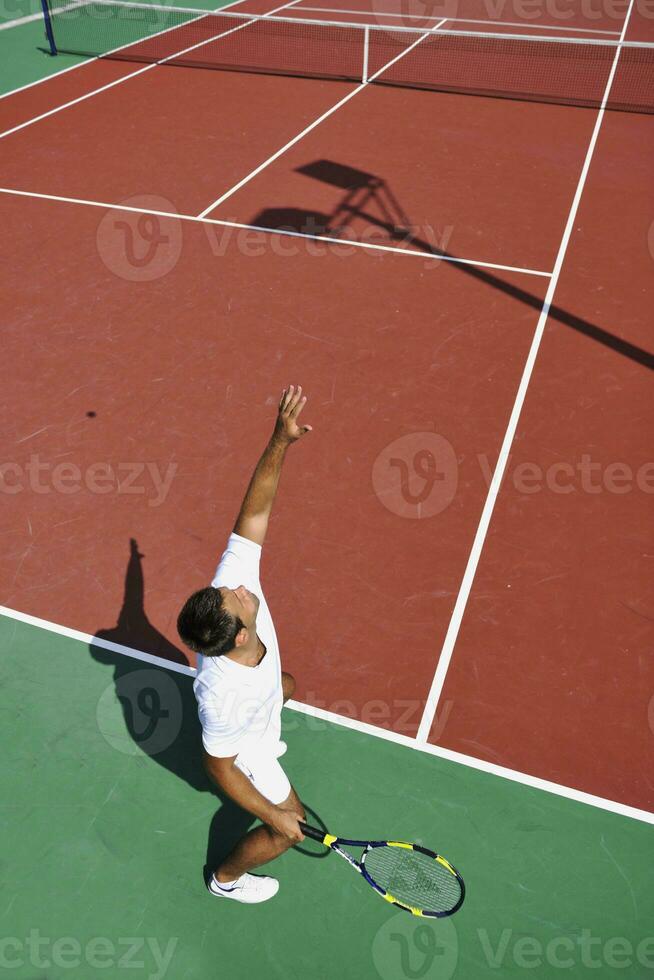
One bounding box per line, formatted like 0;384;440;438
278;386;311;433
288;384;302;414
280;384;303;414
290;395;307;419
280;385;294;411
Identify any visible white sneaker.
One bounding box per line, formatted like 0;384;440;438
208;873;279;904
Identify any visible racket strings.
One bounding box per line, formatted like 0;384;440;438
364;846;461;912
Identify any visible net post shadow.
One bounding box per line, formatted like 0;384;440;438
251;158;654;372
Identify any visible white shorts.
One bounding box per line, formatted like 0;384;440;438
234;753;291;806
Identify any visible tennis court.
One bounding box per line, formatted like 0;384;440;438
1;0;653;975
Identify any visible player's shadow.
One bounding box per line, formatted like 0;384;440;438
251;158;653;372
89;538;328;881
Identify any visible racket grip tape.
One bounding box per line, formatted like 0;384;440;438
299;821;333;844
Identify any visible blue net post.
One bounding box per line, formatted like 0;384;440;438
40;0;57;55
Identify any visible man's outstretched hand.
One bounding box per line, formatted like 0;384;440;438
233;385;312;546
274;385;313;444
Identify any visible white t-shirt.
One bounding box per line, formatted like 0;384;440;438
193;533;284;763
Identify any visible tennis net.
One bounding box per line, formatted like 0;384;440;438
42;0;654;112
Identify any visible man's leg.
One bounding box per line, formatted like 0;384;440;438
211;676;298;885
215;786;305;883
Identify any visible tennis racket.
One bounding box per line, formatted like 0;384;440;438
299;821;465;918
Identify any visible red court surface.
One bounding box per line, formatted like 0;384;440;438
1;74;598;271
0;70;356;213
1;0;652;821
1;188;549;718
203;82;597;271
431;101;654;811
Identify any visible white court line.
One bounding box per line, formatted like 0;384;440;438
415;0;639;744
196;76;364;215
2;3;643;824
440;15;620;35
0;185;551;276
0;11;48;29
1;603;651;824
294;7;622;34
0;0;299;120
197;17;447;216
0;0;89;31
0;0;255;102
0;0;302;140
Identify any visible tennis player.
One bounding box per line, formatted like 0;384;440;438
177;386;311;905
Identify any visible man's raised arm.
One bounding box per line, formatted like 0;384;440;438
233;385;312;547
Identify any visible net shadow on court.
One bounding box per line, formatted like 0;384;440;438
250;158;654;371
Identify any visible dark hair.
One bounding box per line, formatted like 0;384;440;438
177;587;244;657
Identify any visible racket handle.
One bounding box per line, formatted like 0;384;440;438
299;821;329;842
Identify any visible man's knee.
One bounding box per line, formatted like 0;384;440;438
281;671;296;702
264;824;293;851
283;787;305;822
266;791;305;851
264;823;299;854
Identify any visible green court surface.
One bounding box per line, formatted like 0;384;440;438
1;0;41;25
0;19;79;94
1;612;652;979
2;18;653;980
0;0;244;95
0;0;233;21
